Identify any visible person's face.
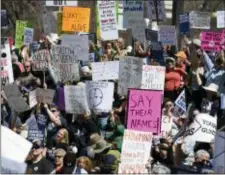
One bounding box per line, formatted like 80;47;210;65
176;57;183;66
165;101;174;111
32;145;43;157
166;61;174;70
159;149;168;159
50;107;60;117
77;159;86;170
25;62;31;72
55;154;64;166
106;43;112;50
56;129;65;142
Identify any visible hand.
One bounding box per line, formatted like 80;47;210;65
36;78;41;86
44;103;48;109
43;82;47;89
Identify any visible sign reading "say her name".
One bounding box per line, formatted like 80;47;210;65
127;89;162;134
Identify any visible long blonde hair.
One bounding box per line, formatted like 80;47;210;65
76;156;93;173
59;128;69;144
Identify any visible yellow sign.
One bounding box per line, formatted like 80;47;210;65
62;7;90;33
15;20;28;48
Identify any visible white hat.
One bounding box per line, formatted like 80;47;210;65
193;39;201;47
81;66;91;74
46;33;59;45
165;57;175;63
203;83;219;93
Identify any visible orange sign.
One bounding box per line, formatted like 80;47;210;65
62;7;90;33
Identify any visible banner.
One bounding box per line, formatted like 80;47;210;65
36;88;55;104
97;1;118;41
119;129;152;173
161;115;173;137
1;126;32;163
141;65;165;90
15;20;28;48
217;11;225;28
32;49;50;71
150;42;164;63
50;45;80;82
64;85;90;114
127;89;162;133
1;40;14;86
61;35;89;61
174;90;186;112
46;0;78;6
123;1;143;28
86;81;114;113
145;29;158;42
118;56;143;96
200;32;223;52
146;0;165;21
179;13;189;35
183;113;217;143
1;10;10;29
158;25;176;45
42;11;58;35
62;7;90;32
91;61;119;81
23;27;33;46
189;11;210;29
213;131;225;174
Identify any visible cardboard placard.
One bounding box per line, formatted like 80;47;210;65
174;90;186;112
127;89;162;134
150;42;164;62
179;13;189;35
145;29;158;42
158;25;176;45
23;27;34;46
217;11;225;29
189;11;211;29
36;88;55;104
200;32;223;52
62;7;90;32
32;49;50;71
15;20;28;48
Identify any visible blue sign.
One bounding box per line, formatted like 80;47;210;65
151;42;164;64
179;13;190;35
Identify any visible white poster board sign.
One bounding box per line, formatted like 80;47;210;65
189;11;211;29
97;1;118;41
29;89;38;108
158;25;176;45
174;90;186;112
161;115;173;138
46;0;78;6
118;56;143;96
1;41;14;85
1;156;27;174
217;11;225;28
64;85;90;114
183;113;217;143
91;61;119;81
141;65;165;90
119;129;152;173
86;81;114;113
1;126;32;163
50;45;80;82
23;27;34;46
61;35;89;61
213;131;225;174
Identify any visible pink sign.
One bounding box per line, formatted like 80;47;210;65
127;89;162;134
201;32;224;51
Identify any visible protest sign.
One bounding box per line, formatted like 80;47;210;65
32;49;50;71
42;11;58;35
15;20;28;48
158;25;176;45
183;113;217;143
81;53;95;66
146;0;166;21
50;45;80;82
29;90;37;108
118;56;143;96
1;40;14;86
86;81;114;113
62;7;90;32
127;89;162;133
189;11;210;29
1;126;32;162
200;32;223;52
141;65;165;90
129;18;146;44
217;11;225;28
145;29;158;42
161;115;173;137
23;27;33;46
118;164;148;174
46;0;78;6
36;88;55;104
26;114;47;143
64;85;90;114
213;131;225;174
97;1;118;41
123;1;144;28
30;42;40;56
80;32;97;44
150;42;164;63
119;129;152;173
61;34;89;61
91;61;119;81
174;90;186;112
1;156;27;174
1;10;10;29
179;13;189;35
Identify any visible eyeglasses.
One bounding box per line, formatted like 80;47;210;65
32;144;41;150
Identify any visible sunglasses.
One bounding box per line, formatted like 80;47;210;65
32;144;41;150
51;109;57;112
